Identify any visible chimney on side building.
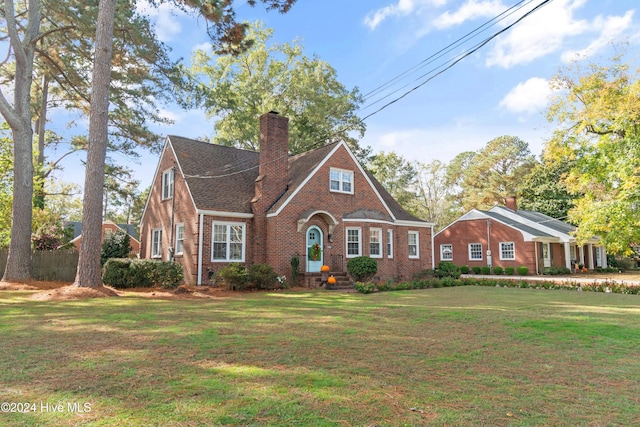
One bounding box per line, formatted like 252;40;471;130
505;196;517;211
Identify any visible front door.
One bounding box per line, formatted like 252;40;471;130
542;243;551;268
306;226;323;272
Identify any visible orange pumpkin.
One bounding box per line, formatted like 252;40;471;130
321;265;330;272
327;275;337;285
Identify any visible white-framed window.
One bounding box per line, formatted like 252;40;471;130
346;227;361;257
151;228;162;259
330;168;354;194
162;168;174;200
408;231;419;258
175;223;184;255
469;243;482;261
500;242;515;260
441;244;453;261
212;222;246;262
369;228;382;258
387;229;393;258
104;228;113;239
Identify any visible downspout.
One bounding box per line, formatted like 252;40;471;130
430;224;435;269
168;165;176;261
486;219;492;268
197;212;204;286
534;242;539;275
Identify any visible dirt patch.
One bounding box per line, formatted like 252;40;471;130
30;285;120;301
0;280;289;300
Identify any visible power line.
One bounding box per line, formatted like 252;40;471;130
360;0;553;121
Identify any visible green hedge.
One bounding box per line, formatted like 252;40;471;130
102;259;183;289
354;277;640;295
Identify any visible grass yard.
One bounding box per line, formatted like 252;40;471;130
1;286;639;426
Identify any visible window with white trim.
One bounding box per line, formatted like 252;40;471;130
330;168;354;194
346;227;361;257
441;244;453;261
500;242;515;260
151;228;162;258
408;231;419;258
369;228;382;258
469;243;482;261
162;168;174;200
175;223;184;255
212;222;245;262
387;229;393;258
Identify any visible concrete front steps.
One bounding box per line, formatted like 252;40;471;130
303;272;354;290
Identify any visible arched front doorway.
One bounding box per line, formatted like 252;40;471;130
306;226;323;272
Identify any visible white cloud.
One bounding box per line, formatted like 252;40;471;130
192;42;213;53
364;0;447;30
561;10;635;63
433;0;506;30
486;0;589;68
499;77;552;115
136;1;184;42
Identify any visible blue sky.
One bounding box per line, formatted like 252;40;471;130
48;0;640;192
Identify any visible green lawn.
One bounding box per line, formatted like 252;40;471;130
1;287;639;426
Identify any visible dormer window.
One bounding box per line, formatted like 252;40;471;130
330;168;353;194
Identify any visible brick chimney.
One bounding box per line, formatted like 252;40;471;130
254;111;289;204
505;196;517;211
252;111;289;264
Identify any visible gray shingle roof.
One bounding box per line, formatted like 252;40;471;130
480;210;556;238
169;136;428;225
168;136;259;213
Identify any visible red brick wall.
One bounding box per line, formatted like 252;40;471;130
140;143;199;284
264;144;433;281
434;218;536;273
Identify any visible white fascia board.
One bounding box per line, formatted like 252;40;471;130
268;141;398;221
197;209;254;219
394;220;434;228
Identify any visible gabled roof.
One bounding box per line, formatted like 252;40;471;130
437;205;588;243
65;220;140;241
168;136;429;225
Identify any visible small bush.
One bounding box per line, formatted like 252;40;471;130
460;265;470;274
249;263;278;290
217;263;249;290
492;266;503;275
543;266;571;275
102;259;182;289
347;256;378;282
435;261;461;279
355;282;376;294
481;266;491;275
504;267;515;275
472;266;482;274
516;266;529;275
145;260;183;289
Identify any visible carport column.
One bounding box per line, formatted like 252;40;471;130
602;248;608;268
588;244;594;269
563;242;571;271
579;245;585;267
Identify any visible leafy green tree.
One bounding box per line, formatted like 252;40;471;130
545;52;640;253
414;160;458;231
449;136;535;211
366;151;418;213
0;124;13;248
100;230;131;266
518;150;575;220
188;21;365;155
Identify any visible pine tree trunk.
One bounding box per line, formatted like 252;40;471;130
74;0;116;288
1;0;40;282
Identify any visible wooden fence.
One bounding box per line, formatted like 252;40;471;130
0;250;79;282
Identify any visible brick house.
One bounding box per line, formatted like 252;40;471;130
139;112;434;285
434;197;607;274
67;219;141;255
